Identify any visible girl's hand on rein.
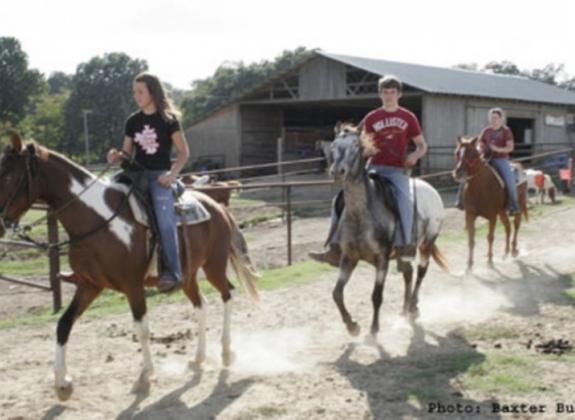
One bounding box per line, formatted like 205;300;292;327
158;172;176;188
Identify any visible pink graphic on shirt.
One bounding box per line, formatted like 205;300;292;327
134;125;159;155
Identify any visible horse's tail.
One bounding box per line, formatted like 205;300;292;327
227;214;260;302
431;244;449;273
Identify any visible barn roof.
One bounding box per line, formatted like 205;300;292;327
318;51;575;106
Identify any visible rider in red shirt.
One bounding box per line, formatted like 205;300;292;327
310;76;427;265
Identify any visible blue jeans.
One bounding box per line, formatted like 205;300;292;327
328;167;413;247
368;165;413;247
147;171;182;282
491;158;519;212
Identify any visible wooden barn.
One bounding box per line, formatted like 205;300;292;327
184;51;575;173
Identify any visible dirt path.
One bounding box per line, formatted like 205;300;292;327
1;201;574;420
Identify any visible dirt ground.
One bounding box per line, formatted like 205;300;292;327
0;191;574;419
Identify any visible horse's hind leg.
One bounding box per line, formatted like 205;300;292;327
369;257;389;338
182;271;207;366
511;213;521;257
499;212;511;258
54;283;102;401
487;217;497;268
202;259;235;366
409;242;433;320
126;287;154;394
333;256;359;336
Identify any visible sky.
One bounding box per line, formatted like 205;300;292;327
3;0;575;90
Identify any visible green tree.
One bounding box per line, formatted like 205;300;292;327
47;71;73;95
181;47;311;127
483;60;521;76
63;53;147;162
522;63;565;85
19;91;69;150
0;37;45;127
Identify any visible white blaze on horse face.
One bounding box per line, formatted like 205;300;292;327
69;177;134;249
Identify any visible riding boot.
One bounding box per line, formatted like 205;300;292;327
309;243;342;267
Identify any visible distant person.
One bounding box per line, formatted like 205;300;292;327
455;107;518;214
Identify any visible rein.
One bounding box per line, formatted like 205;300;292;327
7;155;132;250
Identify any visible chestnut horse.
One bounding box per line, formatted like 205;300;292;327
0;133;258;400
180;174;242;207
452;136;528;271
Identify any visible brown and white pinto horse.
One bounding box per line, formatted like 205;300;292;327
452;136;528;271
0;133;258;400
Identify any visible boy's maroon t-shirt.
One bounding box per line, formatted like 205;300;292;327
364;106;422;167
480;126;514;159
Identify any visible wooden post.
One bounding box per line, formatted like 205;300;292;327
286;185;292;266
47;210;62;313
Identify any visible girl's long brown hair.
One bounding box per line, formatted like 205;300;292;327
134;72;180;122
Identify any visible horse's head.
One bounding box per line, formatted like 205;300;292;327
0;132;43;237
452;136;482;183
329;122;369;181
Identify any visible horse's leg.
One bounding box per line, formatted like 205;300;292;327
487;217;497;268
202;258;235;367
398;259;413;317
126;287;154;394
465;212;476;272
410;242;432;319
54;283;102;401
499;211;511;258
332;256;359;336
512;212;521;257
182;271;207;366
369;256;389;338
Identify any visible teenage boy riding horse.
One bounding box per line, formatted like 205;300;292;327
310;75;427;264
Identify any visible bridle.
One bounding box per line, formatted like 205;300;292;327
0;147;36;229
0;147;132;250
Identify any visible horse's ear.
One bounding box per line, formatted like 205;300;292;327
471;136;479;145
8;130;23;153
457;136;463;145
334;121;342;135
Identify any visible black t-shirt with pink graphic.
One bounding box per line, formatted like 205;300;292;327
124;111;181;170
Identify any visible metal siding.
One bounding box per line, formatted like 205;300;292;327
184;105;241;168
299;57;346;100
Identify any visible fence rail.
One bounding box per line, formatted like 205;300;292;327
1;147;573;313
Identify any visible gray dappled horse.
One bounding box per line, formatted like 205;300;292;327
329;124;448;338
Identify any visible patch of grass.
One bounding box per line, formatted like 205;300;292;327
0;260;335;330
461;352;546;395
401;351;484;402
255;260;335;290
464;324;521;342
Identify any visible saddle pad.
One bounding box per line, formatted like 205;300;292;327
129;189;211;227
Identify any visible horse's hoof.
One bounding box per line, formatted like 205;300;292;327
131;378;150;395
487;261;495;269
55;380;74;402
131;370;152;395
222;350;236;367
512;250;519;258
409;307;420;320
347;322;361;337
